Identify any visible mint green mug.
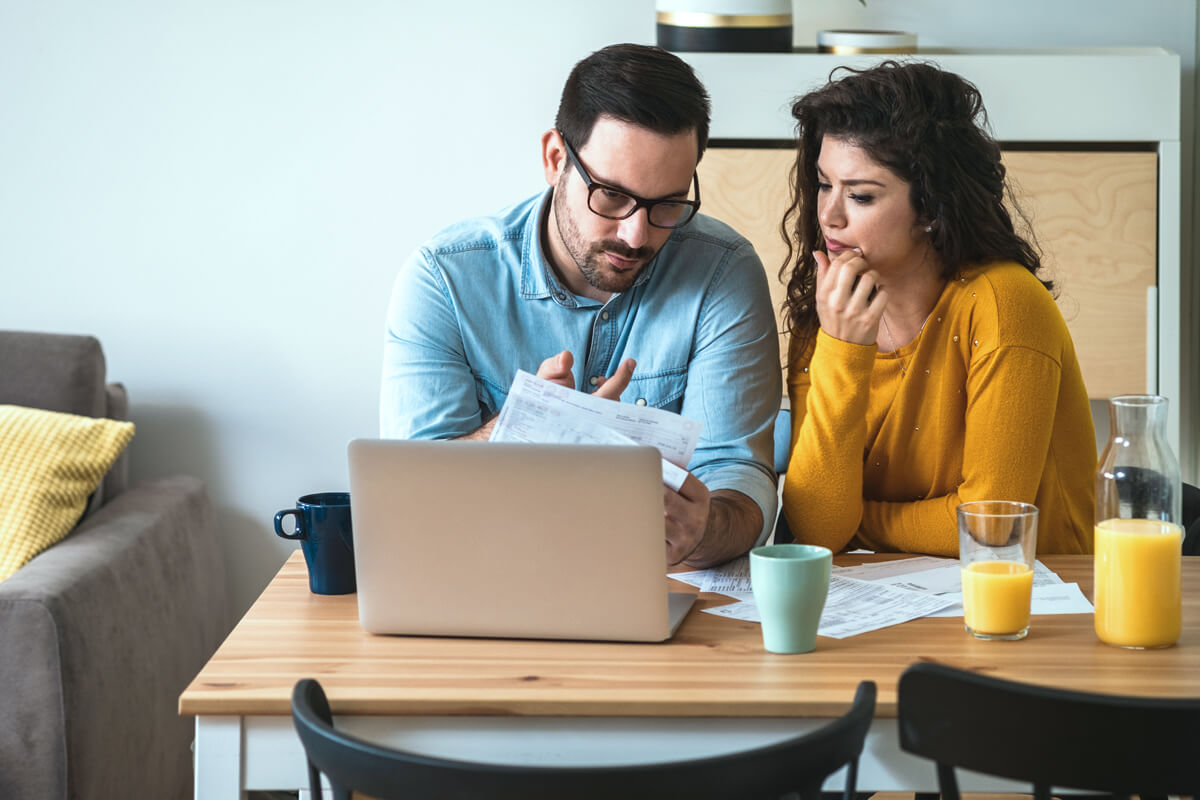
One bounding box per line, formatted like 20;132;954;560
750;544;832;654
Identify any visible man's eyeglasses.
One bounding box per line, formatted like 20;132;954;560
559;133;701;230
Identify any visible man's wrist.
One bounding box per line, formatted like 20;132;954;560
455;414;497;441
683;491;763;567
670;534;706;567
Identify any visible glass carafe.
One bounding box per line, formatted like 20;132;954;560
1094;394;1183;648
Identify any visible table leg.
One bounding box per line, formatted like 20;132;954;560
194;716;247;800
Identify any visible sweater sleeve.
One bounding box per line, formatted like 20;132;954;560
856;345;1064;556
782;330;877;552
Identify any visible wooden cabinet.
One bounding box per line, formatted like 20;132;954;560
1004;151;1157;398
697;147;1158;399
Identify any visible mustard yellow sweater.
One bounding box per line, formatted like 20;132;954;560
783;262;1096;556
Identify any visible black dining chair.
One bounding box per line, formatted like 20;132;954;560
897;661;1200;800
292;677;876;800
1182;480;1200;555
1109;468;1200;555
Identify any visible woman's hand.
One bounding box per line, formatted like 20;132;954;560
814;249;888;346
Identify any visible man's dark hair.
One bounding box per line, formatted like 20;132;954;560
555;43;711;161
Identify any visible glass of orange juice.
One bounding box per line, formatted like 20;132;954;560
958;501;1038;640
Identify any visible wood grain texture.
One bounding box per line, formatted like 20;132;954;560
1004;151;1156;397
697;148;795;379
696;148;1157;398
180;552;1200;720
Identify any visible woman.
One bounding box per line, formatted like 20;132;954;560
779;61;1095;556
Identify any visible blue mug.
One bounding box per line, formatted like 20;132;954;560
274;492;355;595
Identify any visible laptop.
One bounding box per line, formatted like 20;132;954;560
346;439;696;642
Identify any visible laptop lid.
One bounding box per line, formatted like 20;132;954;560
347;439;694;642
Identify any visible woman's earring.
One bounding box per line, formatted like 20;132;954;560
925;225;934;233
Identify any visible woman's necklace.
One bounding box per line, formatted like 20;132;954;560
879;312;930;377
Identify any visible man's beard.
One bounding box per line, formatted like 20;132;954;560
553;182;654;294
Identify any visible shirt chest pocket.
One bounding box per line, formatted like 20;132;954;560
622;369;687;412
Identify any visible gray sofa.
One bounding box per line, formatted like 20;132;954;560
0;330;231;800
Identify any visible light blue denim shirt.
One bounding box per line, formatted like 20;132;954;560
381;190;781;544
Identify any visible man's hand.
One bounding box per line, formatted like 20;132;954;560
535;350;576;389
536;350;636;400
457;350;577;440
665;484;764;568
460;352;637;440
664;472;711;566
592;357;635;399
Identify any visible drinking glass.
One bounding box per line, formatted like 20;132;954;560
958;501;1038;641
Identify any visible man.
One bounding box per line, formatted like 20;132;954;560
381;43;780;567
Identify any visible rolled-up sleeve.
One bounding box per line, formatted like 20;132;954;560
681;240;781;546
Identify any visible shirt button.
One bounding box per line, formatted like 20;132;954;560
635;398;647;406
589;376;600;387
601;311;610;321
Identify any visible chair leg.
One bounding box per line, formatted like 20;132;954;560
307;762;323;800
842;757;861;800
937;763;960;800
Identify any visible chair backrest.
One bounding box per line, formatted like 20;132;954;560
898;661;1200;800
1183;481;1200;555
292;678;876;800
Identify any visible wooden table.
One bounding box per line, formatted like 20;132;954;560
181;553;1200;798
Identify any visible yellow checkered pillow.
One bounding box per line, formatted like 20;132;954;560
0;404;135;581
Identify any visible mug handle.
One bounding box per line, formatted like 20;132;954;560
274;509;306;540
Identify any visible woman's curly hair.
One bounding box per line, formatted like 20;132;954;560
779;61;1048;356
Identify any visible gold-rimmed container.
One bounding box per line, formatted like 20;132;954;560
657;0;793;53
816;29;918;55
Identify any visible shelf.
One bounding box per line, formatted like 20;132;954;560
677;48;1180;142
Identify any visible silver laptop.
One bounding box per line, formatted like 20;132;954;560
347;439;696;642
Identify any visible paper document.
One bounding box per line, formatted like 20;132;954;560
699;572;958;639
830;555;1090;615
675;555;752;597
678;553;1090;639
678;556;956;638
833;556;1064;595
490;370;702;490
927;582;1094;618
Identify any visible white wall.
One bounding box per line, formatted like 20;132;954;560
1;1;1194;617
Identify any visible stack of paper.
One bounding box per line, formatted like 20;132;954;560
673;554;1094;639
490;370;702;490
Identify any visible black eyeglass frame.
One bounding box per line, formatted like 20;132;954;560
559;132;701;230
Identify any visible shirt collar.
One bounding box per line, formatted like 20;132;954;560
520;189;574;305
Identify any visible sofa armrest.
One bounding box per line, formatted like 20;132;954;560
0;476;231;800
100;381;130;502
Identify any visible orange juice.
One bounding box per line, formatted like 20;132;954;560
961;561;1033;636
1094;518;1182;648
